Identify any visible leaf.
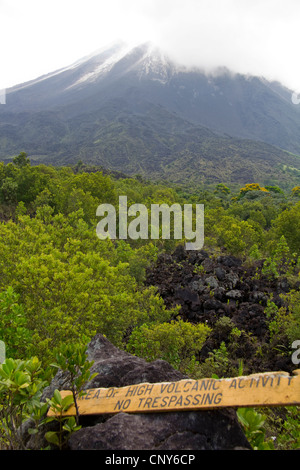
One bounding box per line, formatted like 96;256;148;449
19;382;30;389
28;428;39;435
45;431;60;447
61;394;74;411
2;358;15;375
237;408;249;428
53;389;62;405
62;416;78;433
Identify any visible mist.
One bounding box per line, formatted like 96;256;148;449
148;0;300;92
0;0;299;92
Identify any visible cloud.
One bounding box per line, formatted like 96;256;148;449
0;0;299;91
153;0;300;90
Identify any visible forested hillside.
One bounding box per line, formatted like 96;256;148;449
0;153;299;450
2;42;300;189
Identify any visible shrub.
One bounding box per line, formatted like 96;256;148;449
127;319;211;373
0;287;31;359
0;357;47;450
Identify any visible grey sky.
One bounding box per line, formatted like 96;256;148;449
0;0;299;92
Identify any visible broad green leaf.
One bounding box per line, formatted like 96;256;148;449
45;431;60;446
53;389;62;405
61;394;74;411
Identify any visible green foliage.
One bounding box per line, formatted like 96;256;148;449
248;243;262;261
265;298;292;354
271;235;294;274
244;405;300;451
273;407;300;449
279;290;300;344
0;346;96;449
127;318;211;373
291;186;300;197
26;399;49;447
265;185;284;194
45;390;81;450
214;183;231;197
0;287;31;359
238;183;269;198
197;341;234;379
44;344;101;449
213;215;260;255
112;240;158;283
271;202;300;255
12;152;30;168
237;407;274;450
0;160;300;450
262;258;280;279
0;356;47;450
264;292;300;356
1;177;18;204
51;342;97;425
262;235;295;280
227;197;282;230
0;210;174;364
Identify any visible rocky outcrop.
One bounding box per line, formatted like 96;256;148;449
69;408;250;451
38;334;251;451
70;334;251;450
145;245;295;374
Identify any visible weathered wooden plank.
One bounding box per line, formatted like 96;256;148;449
47;369;300;417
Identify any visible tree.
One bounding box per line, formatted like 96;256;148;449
127;319;211;373
12;152;30;168
0;287;31;358
213;215;260;255
238;183;269;199
0;211;175;365
214;183;231;195
265;185;284;195
291;186;300;198
271;202;300;254
0;178;18;204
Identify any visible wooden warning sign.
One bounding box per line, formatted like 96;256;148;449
48;369;300;417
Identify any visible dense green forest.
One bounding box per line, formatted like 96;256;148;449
0;152;299;450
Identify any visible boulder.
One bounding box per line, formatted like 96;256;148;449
85;335;184;389
226;290;243;300
64;334;251;450
205;276;219;290
215;267;226;281
217;256;242;268
69;409;250;451
203;298;224;312
225;271;240;289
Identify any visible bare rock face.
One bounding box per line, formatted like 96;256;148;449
69;409;249;451
84;334;185;389
65;334;251;451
